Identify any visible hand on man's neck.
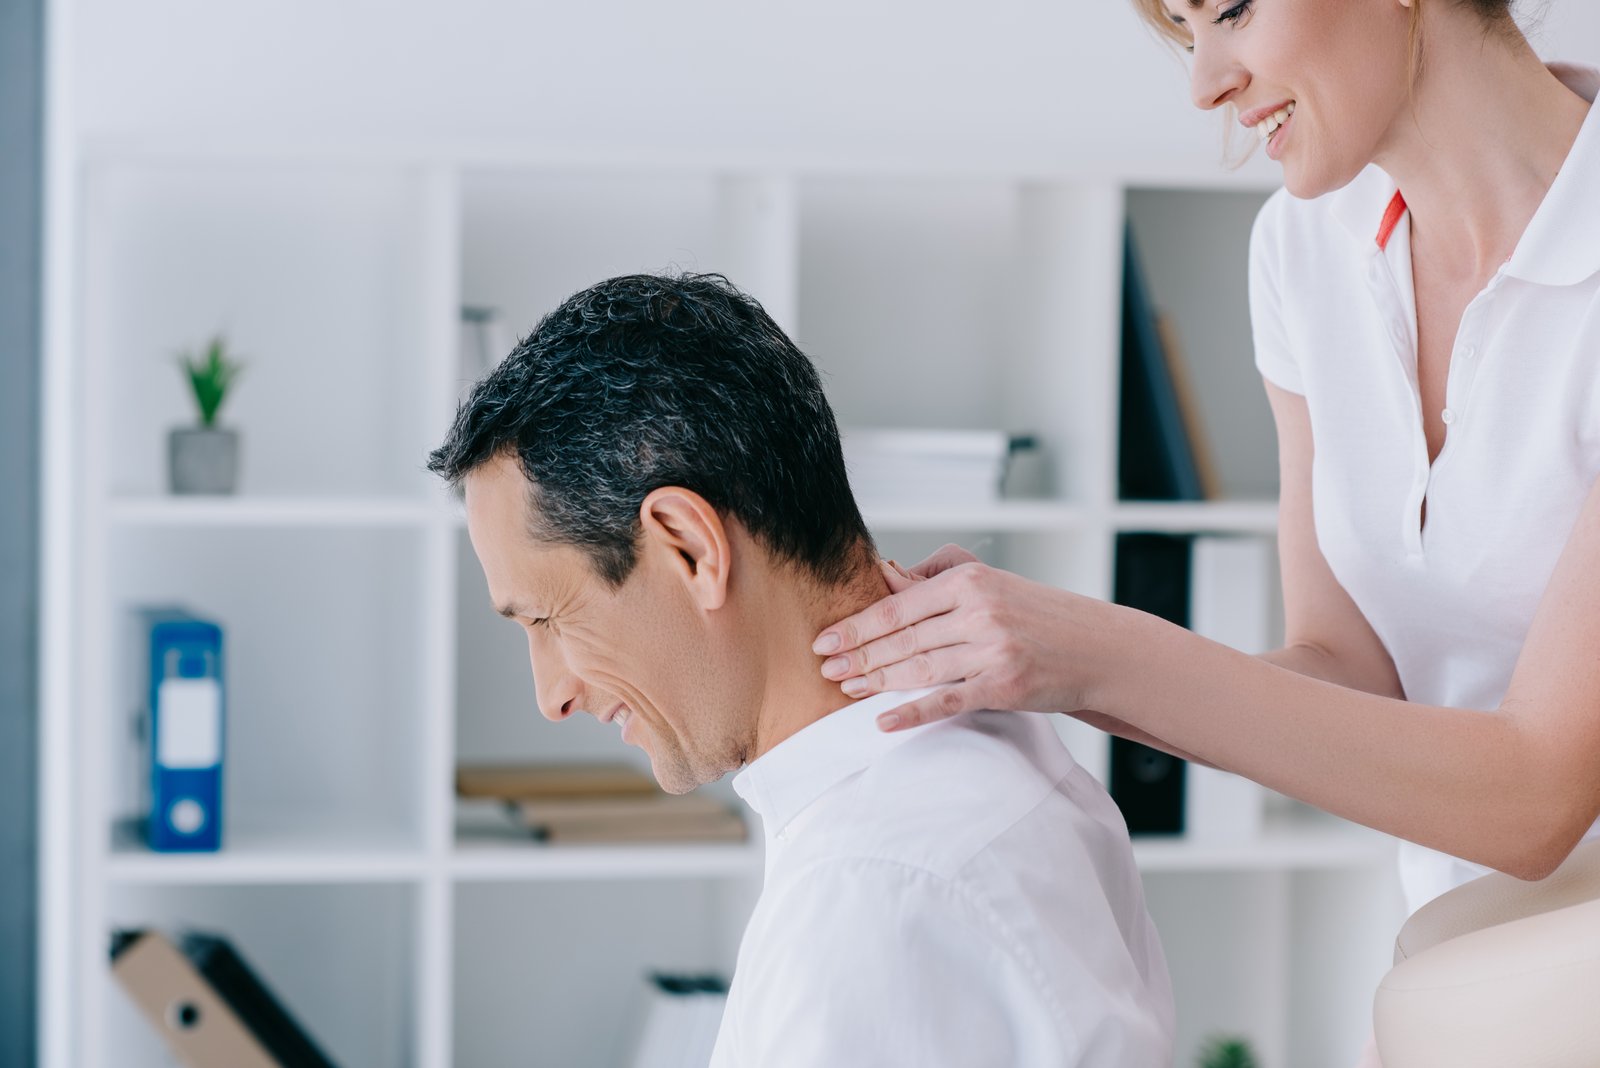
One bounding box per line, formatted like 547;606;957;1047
745;559;891;764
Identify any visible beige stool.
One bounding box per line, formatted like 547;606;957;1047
1373;839;1600;1067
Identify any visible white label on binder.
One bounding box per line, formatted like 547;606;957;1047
157;678;221;768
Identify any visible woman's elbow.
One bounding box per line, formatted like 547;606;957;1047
1505;814;1594;882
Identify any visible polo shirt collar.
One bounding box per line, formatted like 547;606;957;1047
1326;162;1403;255
1322;64;1600;285
1504;65;1600;287
732;687;939;837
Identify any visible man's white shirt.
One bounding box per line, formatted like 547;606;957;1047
708;689;1174;1067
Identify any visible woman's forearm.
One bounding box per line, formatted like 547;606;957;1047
1089;606;1571;880
1071;644;1393;772
1257;642;1406;699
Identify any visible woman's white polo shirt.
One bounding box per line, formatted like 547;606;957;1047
1247;65;1600;914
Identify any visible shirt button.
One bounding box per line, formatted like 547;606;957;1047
1442;408;1456;425
1459;345;1475;360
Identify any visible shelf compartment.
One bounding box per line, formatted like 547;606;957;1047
105;882;417;1067
84;162;444;499
104;527;434;853
453;879;747;1067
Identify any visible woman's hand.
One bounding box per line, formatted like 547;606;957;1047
813;544;1118;731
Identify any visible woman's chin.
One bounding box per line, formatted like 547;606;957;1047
1282;158;1367;202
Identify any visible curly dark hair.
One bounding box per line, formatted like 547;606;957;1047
429;272;874;588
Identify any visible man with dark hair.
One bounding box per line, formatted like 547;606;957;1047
432;273;1173;1065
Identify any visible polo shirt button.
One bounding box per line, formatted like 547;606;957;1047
1442;408;1456;425
1459;345;1475;360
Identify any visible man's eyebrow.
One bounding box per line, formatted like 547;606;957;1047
495;601;536;620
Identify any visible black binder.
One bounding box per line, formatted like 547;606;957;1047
111;928;340;1068
1109;533;1193;835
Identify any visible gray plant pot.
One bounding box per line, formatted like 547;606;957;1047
168;427;240;495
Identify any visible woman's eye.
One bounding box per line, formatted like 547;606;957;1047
1214;0;1252;25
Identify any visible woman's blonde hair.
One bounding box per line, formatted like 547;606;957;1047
1127;0;1517;62
1127;0;1521;163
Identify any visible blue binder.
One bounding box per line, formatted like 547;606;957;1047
139;608;225;852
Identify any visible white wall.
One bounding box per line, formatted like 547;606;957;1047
71;1;1600;176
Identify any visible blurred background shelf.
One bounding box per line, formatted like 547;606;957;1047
451;839;765;884
1133;805;1399;874
107;495;444;528
53;156;1393;1068
1114;499;1280;535
107;820;427;885
859;499;1090;532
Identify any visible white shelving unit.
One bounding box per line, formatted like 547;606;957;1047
42;151;1407;1068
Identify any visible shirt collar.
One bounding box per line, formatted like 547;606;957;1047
731;687;940;838
1323;63;1600;285
1503;64;1600;287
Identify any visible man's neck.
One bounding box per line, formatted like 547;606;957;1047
745;563;888;765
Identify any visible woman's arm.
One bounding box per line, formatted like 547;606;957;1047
1108;383;1598;880
818;381;1600;880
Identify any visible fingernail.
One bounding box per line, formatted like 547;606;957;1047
842;678;868;697
877;713;900;731
813;633;841;655
821;656;849;679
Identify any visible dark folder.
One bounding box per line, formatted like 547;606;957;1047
111;929;341;1068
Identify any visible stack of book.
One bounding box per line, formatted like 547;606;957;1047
456;763;747;844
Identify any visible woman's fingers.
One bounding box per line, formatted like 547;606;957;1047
821;611;964;682
908;543;980;580
842;641;972;699
875;682;986;731
879;559;921;594
813;565;969;655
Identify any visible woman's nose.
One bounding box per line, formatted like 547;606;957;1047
1190;47;1248;111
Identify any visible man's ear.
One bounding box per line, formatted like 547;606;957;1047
638;487;731;611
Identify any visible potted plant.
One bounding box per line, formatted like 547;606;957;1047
1197;1034;1260;1068
169;335;245;495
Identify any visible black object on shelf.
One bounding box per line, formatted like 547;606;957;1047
1110;533;1193;835
1118;222;1204;501
110;928;340;1068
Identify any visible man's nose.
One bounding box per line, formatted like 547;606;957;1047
528;635;581;722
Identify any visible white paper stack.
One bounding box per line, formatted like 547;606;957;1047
628;974;730;1068
842;429;1018;507
1186;535;1275;844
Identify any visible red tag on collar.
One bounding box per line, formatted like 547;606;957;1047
1377;190;1408;251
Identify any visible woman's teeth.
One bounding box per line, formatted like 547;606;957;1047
1256;102;1296;142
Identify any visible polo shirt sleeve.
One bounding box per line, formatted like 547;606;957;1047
723;857;1088;1067
1248;190;1306;395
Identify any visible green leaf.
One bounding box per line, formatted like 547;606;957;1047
176;334;245;428
1197;1035;1259;1068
